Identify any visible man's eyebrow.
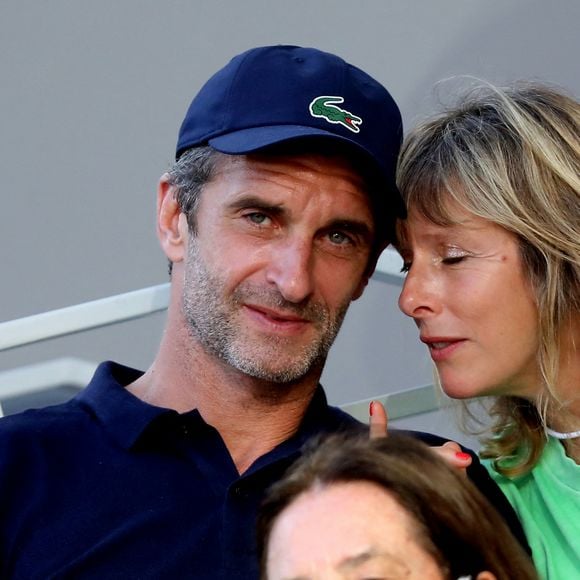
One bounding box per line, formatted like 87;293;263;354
327;219;373;239
226;195;284;214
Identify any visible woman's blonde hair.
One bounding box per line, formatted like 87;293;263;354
397;82;580;476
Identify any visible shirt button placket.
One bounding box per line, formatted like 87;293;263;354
224;481;255;575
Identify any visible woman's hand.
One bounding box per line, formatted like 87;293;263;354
369;399;388;439
368;399;473;472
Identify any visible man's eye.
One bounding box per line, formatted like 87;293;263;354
245;212;270;225
328;231;352;245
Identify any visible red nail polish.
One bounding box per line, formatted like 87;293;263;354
369;401;374;416
455;452;471;461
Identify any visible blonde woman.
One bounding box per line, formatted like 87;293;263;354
387;83;579;578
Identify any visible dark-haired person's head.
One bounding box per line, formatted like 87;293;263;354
258;434;537;579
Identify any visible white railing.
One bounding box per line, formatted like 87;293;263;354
0;249;442;419
0;284;171;352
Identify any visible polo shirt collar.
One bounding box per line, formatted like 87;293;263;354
76;360;361;454
76;361;178;450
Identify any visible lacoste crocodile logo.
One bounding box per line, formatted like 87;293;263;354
309;96;362;133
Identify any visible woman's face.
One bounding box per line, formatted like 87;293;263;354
265;481;445;580
397;202;540;400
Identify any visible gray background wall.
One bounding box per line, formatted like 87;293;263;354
1;0;578;443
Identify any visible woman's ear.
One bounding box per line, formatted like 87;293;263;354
157;173;188;264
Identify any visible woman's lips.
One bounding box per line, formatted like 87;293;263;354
421;337;466;362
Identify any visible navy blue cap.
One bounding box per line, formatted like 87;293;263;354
176;45;405;218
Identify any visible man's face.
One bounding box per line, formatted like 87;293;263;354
181;152;375;383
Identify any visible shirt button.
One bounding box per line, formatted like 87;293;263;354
232;485;245;498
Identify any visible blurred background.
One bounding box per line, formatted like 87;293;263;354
1;0;578;445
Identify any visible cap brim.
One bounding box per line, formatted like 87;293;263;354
208;125;405;219
209;124;353;154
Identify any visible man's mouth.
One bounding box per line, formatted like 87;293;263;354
242;304;314;335
246;304;309;324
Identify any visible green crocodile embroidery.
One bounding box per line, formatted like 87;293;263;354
309;96;362;133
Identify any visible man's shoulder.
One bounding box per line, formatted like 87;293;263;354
0;400;88;449
0;360;141;444
325;404;364;429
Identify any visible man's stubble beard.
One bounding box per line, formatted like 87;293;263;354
181;239;351;384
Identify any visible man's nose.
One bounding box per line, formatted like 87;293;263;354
265;238;315;304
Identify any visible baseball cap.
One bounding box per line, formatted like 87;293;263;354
176;45;405;219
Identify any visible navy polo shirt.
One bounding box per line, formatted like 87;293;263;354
0;361;366;579
0;361;529;579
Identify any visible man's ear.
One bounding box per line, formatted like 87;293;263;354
157;173;188;264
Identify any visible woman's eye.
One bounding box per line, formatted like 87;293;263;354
400;261;411;273
440;245;470;265
442;255;466;265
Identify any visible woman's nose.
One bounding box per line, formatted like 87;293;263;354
398;262;439;319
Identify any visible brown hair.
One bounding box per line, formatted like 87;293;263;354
257;434;537;580
397;82;580;475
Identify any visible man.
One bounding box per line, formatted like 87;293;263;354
0;46;526;579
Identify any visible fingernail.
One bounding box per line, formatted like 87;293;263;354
369;401;374;416
455;452;471;461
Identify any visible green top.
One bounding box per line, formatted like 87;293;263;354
484;437;580;579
